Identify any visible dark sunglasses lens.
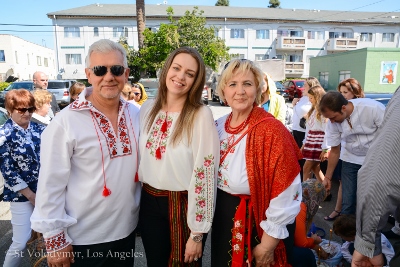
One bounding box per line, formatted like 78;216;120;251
110;65;125;76
92;66;107;76
133;92;140;96
17;107;35;113
28;107;36;113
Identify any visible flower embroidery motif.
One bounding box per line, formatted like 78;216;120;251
146;113;173;159
232;220;244;253
293;191;300;201
218;134;237;189
44;231;70;252
194;154;215;223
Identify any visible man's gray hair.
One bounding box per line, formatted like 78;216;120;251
85;39;128;68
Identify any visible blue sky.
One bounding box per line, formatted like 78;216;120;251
1;0;399;49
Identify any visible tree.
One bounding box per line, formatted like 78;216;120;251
127;6;230;78
268;0;281;8
136;0;146;49
215;0;229;6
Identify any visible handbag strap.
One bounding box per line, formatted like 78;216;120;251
220;117;270;165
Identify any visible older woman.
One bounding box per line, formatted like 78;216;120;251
0;89;45;266
31;89;52;125
138;47;219;266
211;59;303;267
260;72;286;124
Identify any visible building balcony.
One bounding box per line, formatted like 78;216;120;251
276;37;306;50
285;62;304;74
327;38;358;51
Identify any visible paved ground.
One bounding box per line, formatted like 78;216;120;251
0;101;395;266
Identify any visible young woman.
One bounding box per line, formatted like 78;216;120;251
138;47;219;266
301;85;329;182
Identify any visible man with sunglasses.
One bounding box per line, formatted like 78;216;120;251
319;91;385;216
33;71;60;118
31;39;141;267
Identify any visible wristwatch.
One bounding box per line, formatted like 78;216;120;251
190;233;203;243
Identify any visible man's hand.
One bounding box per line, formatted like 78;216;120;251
184;237;203;263
351;250;384;267
323;176;331;191
47;245;75;267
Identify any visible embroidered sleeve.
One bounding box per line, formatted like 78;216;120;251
44;230;72;252
260;175;302;239
187;107;220;233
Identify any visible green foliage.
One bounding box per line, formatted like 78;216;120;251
126;6;230;78
268;0;281;8
215;0;229;6
0;82;10;91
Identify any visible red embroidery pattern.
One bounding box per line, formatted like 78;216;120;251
70;100;90;110
45;231;70;252
194;154;215;223
232;220;244;253
145;113;173;159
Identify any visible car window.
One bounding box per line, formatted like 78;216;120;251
295;81;305;88
48;82;70;89
6;83;34;91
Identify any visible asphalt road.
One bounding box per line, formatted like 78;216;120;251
0;101;394;266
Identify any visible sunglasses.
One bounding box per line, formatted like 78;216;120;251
15;107;36;114
89;65;126;77
133;92;141;96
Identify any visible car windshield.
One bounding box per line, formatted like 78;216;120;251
139;79;159;99
48;81;70;89
295;81;305;88
5;82;34;91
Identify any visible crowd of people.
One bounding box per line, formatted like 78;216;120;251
0;38;399;267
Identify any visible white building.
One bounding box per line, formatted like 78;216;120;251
47;4;400;79
0;35;56;82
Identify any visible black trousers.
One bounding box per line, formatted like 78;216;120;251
139;189;208;267
211;189;295;266
292;130;306;181
71;230;137;267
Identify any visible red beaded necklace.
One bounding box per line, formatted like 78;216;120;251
224;108;254;135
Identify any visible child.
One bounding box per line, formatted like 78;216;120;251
301;85;330;182
333;214;395;266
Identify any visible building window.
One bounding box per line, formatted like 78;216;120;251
37;56;42;66
231;54;245;59
329;32;354;38
382;33;394;42
339;71;351;82
65;54;82;65
27;54;30;65
64;27;80;38
113;27;128;38
0;50;5;62
94;27;99;37
230;29;245;39
360;33;373;42
256;30;269;39
44;58;48;67
277;30;303;37
307;31;324;40
15;51;18;64
287;55;302;62
255;54;269;60
319;72;329;89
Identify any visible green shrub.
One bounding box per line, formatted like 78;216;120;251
0;82;10;92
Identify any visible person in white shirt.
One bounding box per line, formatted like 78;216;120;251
31;39;141;267
319;91;385;215
138;47;220;266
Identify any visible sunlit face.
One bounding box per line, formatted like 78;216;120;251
321;106;347;123
10;105;34;129
308;94;316;105
166;53;198;99
33;72;48;89
131;87;142;102
223;70;257;114
85;50;129;100
339;86;356;100
303;82;310;95
36;102;51;117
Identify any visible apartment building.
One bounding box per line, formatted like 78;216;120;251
47;4;400;80
0;35;56;82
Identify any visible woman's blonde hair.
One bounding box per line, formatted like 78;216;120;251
260;72;278;103
305;77;321;88
32;89;52;110
146;47;206;145
306;85;326;122
217;59;264;105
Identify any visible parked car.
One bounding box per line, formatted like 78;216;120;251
0;107;9;197
210;75;220;103
0;81;35;107
283;79;305;100
138;78;159;99
202;85;209;105
275;81;289;102
47;80;76;106
365;93;393;106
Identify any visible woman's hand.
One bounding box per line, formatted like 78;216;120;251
292;98;300;106
184;237;203;263
19;187;36;206
47;245;75;267
252;244;275;267
311;233;322;244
